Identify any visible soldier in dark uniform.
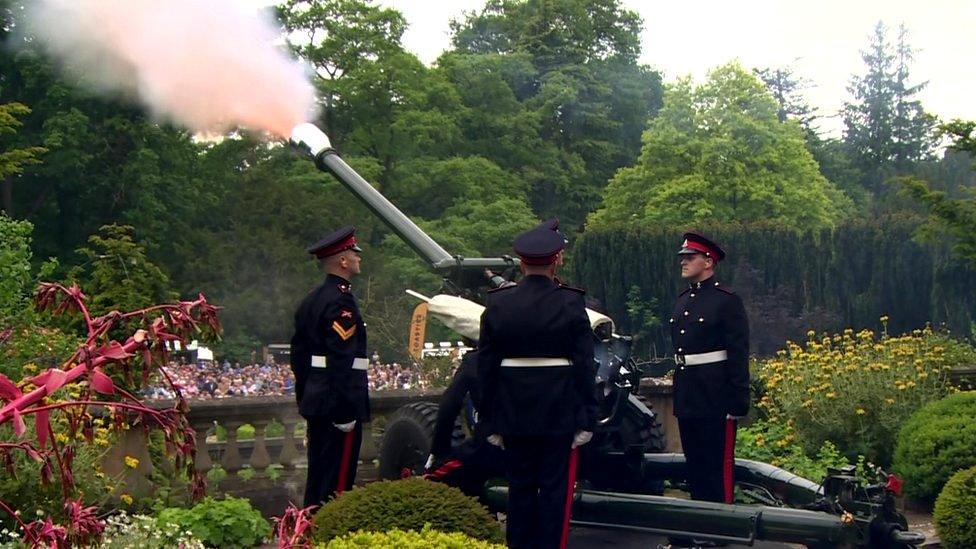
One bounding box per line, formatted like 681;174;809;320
424;347;506;497
670;232;750;507
478;224;597;549
290;226;370;508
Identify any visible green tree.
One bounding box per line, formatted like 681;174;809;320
900;120;976;264
842;22;936;197
66;224;177;315
449;0;662;229
589;63;852;231
0;102;46;215
754;65;817;129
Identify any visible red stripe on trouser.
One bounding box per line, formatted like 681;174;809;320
723;418;735;504
426;459;463;480
560;447;579;549
336;429;356;495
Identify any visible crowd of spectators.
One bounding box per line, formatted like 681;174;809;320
142;359;295;400
142;350;429;400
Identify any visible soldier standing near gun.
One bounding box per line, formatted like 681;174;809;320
478;224;597;549
290;226;370;508
670;232;750;511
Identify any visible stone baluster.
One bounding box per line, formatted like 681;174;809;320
221;420;244;472
249;420;272;471
191;418;214;473
277;418;301;469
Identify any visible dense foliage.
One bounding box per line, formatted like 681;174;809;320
157;497;272;549
320;525;506;549
755;324;973;465
892;392;976;504
590;63;851;231
735;419;851;482
933;465;976;549
311;478;503;544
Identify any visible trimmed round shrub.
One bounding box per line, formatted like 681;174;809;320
312;477;502;544
934;465;976;549
892;391;976;504
321;525;506;548
157;496;272;548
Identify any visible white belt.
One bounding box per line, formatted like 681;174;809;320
311;356;369;370
500;358;571;367
677;350;728;366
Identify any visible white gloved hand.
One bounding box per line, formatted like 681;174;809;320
424;454;435;471
572;430;593;449
333;420;356;432
487;434;505;449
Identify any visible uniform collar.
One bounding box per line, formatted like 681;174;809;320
326;273;351;285
690;275;716;290
522;274;557;286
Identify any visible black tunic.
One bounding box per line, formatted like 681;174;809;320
290;274;369;423
669;276;750;418
477;275;597;437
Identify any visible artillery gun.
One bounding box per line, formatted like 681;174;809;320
289;123;923;548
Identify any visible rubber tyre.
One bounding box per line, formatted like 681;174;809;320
378;401;465;480
619;393;667;454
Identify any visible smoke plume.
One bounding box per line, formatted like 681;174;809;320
23;0;317;138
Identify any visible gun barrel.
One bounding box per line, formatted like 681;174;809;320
290;123;456;269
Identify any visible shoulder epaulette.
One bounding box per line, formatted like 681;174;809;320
487;283;517;293
678;287;692;297
714;281;736;295
559;283;585;294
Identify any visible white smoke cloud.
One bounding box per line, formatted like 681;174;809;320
23;0;318;137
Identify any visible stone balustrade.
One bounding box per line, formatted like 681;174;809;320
108;383;675;516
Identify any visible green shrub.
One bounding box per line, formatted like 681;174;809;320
934;465;976;549
756;324;975;465
157;496;271;548
312;477;502;544
892;391;976;504
736;420;852;482
320;525;506;548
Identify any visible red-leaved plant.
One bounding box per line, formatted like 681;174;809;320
0;283;220;548
273;504;316;549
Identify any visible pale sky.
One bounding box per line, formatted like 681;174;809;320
251;0;976;137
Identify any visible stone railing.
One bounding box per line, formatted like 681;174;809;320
109;383;675;516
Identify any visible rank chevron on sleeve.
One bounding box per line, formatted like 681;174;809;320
332;321;356;341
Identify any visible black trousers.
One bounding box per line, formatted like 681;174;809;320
677;417;737;503
504;434;574;549
303;418;363;507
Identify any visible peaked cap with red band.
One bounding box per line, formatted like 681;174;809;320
677;231;726;262
307;225;363;259
514;224;565;265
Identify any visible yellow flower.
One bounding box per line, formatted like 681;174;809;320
855;408;866;415
55;433;69;444
880;315;890;323
801;399;813;408
825;392;837;399
124;456;140;469
806;330;816;339
120;494;133;505
885;398;895;405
